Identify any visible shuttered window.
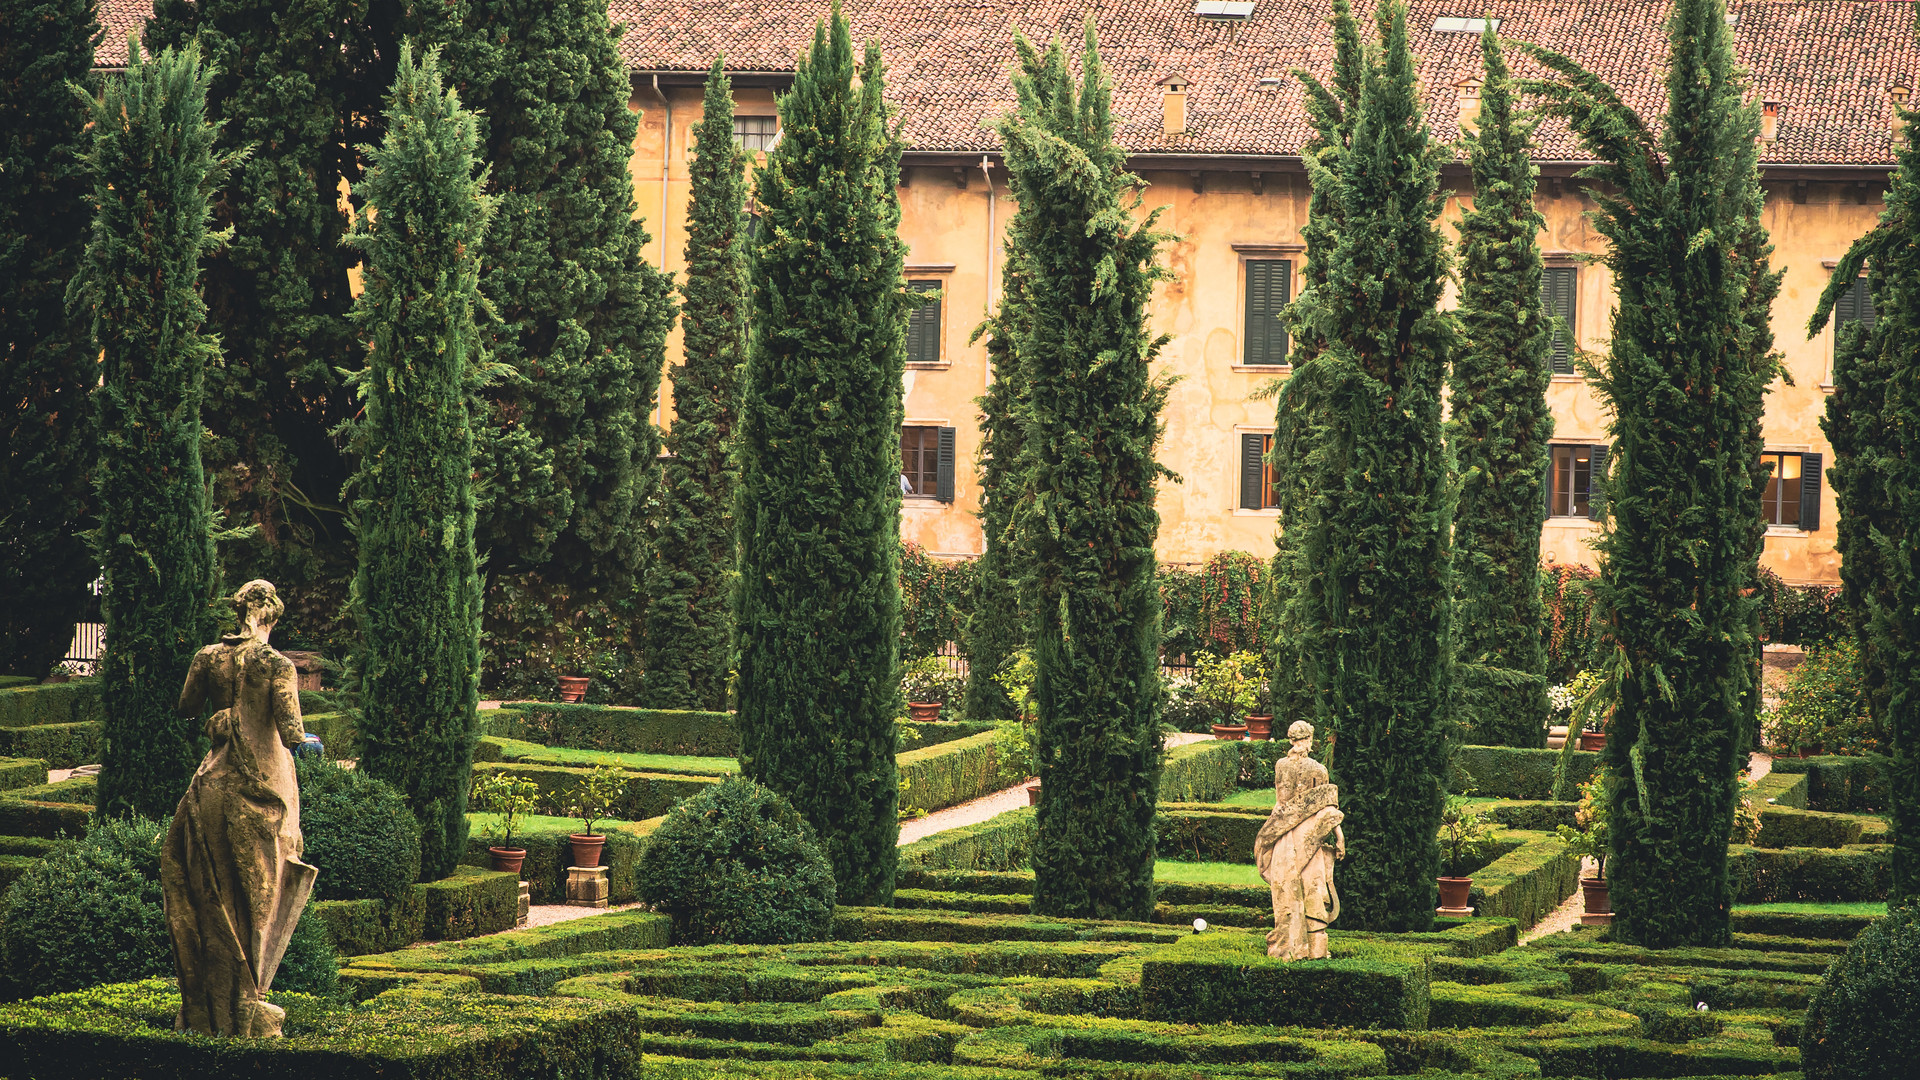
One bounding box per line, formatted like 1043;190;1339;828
1543;266;1578;374
1549;443;1609;519
1762;451;1822;531
901;426;956;503
1243;259;1291;366
1239;433;1280;510
906;280;942;364
1834;277;1876;336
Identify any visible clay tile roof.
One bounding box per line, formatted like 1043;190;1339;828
95;0;1918;166
95;0;146;68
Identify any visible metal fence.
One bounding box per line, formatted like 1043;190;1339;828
63;622;103;676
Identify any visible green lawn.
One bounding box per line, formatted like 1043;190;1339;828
507;744;737;775
1732;901;1888;916
1220;788;1274;807
1153;860;1265;887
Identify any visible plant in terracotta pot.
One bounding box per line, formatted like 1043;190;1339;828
565;765;628;868
471;771;541;876
1245;678;1275;741
556;625;593;703
1556;772;1613;926
1195;651;1259;740
991;649;1041;799
1437;793;1493;913
901;654;952;722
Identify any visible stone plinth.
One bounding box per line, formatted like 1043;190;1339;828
566;865;609;909
517;880;531;926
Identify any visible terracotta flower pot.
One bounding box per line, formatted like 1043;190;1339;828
907;701;943;723
1437;876;1474;912
1795;743;1825;759
1211;723;1248;741
557;675;590;703
1578;730;1608;752
43;673;71;685
1026;781;1041;806
568;833;606;868
1244;714;1274;741
489;847;527;876
1580;875;1612;926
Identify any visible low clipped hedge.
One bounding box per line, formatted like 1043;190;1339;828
1752;769;1809;809
1155;807;1263;863
0;756;45;791
1756;805;1866;849
5;775;96;805
1464;831;1580;929
1448;744;1600;800
1769;754;1888;811
418;866;520;941
1730;908;1882;940
1139;929;1434;1029
489;702;736;756
898;807;1036;872
0;676;35;690
1729;844;1892;902
459;813;655;905
1158;740;1242;803
1476;799;1579;831
0;679;102;728
0;720;102;769
898;730;1001;815
469;761;718;821
308;891;427;956
897;720;998;752
0;977;644;1080
1801;901;1920;1080
300;711;357;759
0;797;91;838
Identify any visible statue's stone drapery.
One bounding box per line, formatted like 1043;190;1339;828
1254;722;1344;960
162;581;317;1037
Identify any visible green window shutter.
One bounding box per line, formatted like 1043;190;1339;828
1543;266;1578;375
1244;260;1291;365
1240;433;1266;510
1835;278;1875;333
936;427;956;503
1587;443;1610;521
1799;452;1823;531
907;280;941;364
1540;449;1553;525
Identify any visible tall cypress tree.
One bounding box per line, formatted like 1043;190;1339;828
999;27;1172;921
1813;91;1920;903
734;6;909;905
1447;24;1552;749
641;57;747;711
76;39;230;820
444;0;675;667
346;44;491;881
0;0;100;677
1281;0;1456;932
1522;0;1775;946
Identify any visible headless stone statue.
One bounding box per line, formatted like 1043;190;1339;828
1253;720;1344;960
162;580;318;1037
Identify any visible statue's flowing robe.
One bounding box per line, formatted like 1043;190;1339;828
163;637;316;1036
1254;755;1342;960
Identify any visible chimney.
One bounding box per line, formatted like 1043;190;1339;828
1455;75;1484;135
1159;73;1191;137
1760;100;1780;144
1894;85;1912;141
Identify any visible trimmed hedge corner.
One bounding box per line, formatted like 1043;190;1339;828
0;757;48;791
419;866;520;940
898;731;1002;815
489;703;736;756
1158;740;1242;803
0;679;102;729
0;721;102;769
308;892;427;956
1448;744;1600;800
0;798;91;838
1768;755;1887;812
1756;806;1866;849
1139;929;1434;1029
898;807;1036;872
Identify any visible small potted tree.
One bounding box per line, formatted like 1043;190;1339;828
1195;651;1259;740
1556;772;1612;926
556;625;592;703
565;765;628;868
991;649;1042;803
901;655;952;722
1245;678;1274;741
471;771;541;876
1437;793;1493;914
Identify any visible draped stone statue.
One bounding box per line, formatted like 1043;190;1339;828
1253;720;1345;960
163;580;318;1037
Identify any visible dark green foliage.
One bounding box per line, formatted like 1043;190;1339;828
733;7;908;905
75;42;228;820
0;677;102;727
1448;745;1601;801
1769;753;1888;812
274;907;341;998
1801;902;1920;1080
491;702;738;756
1540;564;1601;680
0;0;100;679
307;893;426;956
1448;26;1552;749
999;28;1171;922
345;46;490;881
1138;931;1431;1029
1813;71;1920;906
417;865;520;940
443;0;674;683
641;57;745;711
0;816;169;997
295;755;422;901
1277;1;1456;932
1521;0;1777;947
635;777;836;944
901;543;978;661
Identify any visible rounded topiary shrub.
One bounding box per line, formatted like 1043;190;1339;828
1802;902;1920;1080
297;755;421;900
636;777;835;944
274;906;340;999
0;816;170;996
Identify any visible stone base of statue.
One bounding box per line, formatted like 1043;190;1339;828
566;865;609;908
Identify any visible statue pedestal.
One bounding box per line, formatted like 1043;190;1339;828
566;865;609;909
517;880;531;926
1437;905;1475;917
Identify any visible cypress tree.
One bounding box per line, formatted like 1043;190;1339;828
998;27;1172;921
734;7;909;905
1280;0;1456;932
0;0;100;677
345;44;491;881
75;39;230;820
640;57;747;711
444;0;675;659
1447;24;1553;749
1813;89;1920;903
1522;0;1776;946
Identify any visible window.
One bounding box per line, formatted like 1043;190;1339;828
1244;259;1291;366
1763;451;1823;530
901;426;956;502
733;115;778;152
906;280;942;365
1548;443;1608;519
1239;433;1281;510
1834;277;1876;337
1543;266;1578;374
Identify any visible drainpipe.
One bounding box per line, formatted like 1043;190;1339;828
652;75;672;428
980;155;995;389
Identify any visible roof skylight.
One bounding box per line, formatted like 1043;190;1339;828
1195;1;1257;19
1432;16;1499;33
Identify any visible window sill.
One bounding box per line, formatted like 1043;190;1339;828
906;361;952;371
902;497;951;509
1549;373;1585;383
1820;382;1835;393
1545;516;1601;526
1232;507;1282;518
1231;363;1291;373
1765;525;1813;537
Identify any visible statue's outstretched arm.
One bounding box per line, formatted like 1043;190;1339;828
176;649;211;718
270;655;304;750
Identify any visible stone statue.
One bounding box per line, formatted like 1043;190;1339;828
1253;720;1345;960
162;580;318;1037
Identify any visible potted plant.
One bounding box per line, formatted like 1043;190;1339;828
1195;651;1260;740
556;626;592;703
565;765;627;868
901;655;952;722
991;649;1041;803
1437;793;1493;914
44;661;80;685
1245;678;1274;741
471;771;541;876
1556;773;1612;926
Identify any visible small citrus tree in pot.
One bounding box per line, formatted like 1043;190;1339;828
1556;771;1613;924
1437;793;1494;913
901;654;954;721
471;771;540;875
1194;651;1261;739
991;649;1042;800
565;764;628;868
